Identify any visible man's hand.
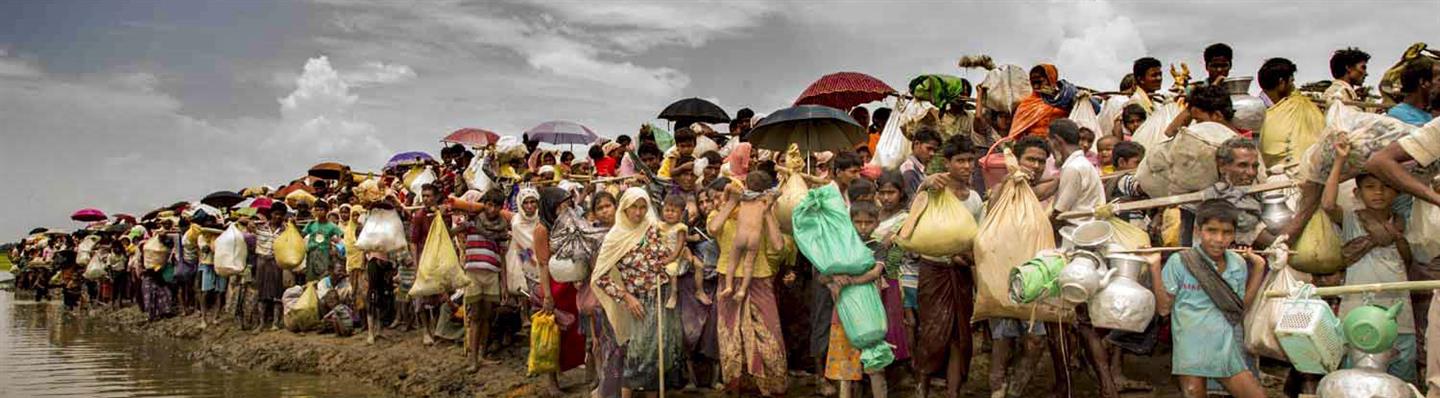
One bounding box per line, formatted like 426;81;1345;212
921;173;950;192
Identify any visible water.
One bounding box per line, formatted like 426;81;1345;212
0;291;385;397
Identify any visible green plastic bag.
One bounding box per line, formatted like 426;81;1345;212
837;283;894;371
792;185;874;276
647;124;674;152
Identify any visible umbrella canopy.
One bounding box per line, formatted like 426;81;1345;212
249;196;276;211
274;181;316;198
794;72;897;110
201;191;246;208
113;214;136;224
524;121;599;145
442;128;502;148
70;208;107;222
386;151;433;171
309;162;349;180
104;223;133;234
27;227;48;235
745;105;866;154
658;97;730;125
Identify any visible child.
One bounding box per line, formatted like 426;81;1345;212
823;201;889;398
255;204;289;331
322;290;356;337
1096;135;1120;174
847;179;878;205
1151;199;1267;398
659;194;711;389
1320;138;1417;381
873;171;915;369
449;189;513;367
717;171;782;303
1080;127;1100;168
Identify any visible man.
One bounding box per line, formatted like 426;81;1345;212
1194;138;1275;249
901;127;943;197
1048;119;1106;224
1325;47;1371;107
1203;43;1234;86
913;135;985;398
1389;57;1439;126
832;151;864;202
1258;58;1298;108
729;108;755;138
1132;57;1165;113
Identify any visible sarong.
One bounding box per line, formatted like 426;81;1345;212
622;286;686;391
913;259;974;378
718;277;787;395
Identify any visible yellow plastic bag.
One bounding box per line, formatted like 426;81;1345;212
1260;94;1325;167
1291;212;1344;274
774;172;809;233
284;282;321;331
285;190;316;207
1160;208;1182;248
1106;217;1152;250
274;222;306;270
527;312;561;375
142;236;169;271
896;188;978;257
973;161;1069;323
408;212;471;296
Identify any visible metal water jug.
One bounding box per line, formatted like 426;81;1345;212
1089;253;1156;332
1261;192;1295;236
1058;250;1107;304
1316;349;1420;398
1222;77;1267;132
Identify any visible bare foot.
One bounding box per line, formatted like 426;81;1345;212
717;287;733;300
733;291;747;302
366;334;377;345
818;379;837;397
422;335;435;346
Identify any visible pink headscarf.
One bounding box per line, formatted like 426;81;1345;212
726;143;752;176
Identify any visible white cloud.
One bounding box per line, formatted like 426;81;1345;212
0;50;41;78
1050;1;1148;90
342;61;417;87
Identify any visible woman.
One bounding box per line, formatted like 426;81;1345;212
580;192;623;398
533;187;588;396
592;187;686;397
254;204;289;330
707;179;788;396
507;188;541;297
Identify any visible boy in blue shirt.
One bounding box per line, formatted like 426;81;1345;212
1150;199;1268;398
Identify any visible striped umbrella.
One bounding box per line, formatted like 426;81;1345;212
794;72;897;110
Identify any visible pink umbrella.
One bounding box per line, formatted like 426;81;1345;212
71;208;107;222
442;128;502;147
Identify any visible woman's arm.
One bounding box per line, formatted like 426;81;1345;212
533;225;552;302
708;191;738;237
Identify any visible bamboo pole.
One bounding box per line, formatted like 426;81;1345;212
1057;180;1298;220
1114;247;1295;255
1263;280;1440;298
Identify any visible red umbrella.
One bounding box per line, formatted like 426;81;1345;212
794;72;897;110
275;181;315;197
71;208;107;222
442;128;502;148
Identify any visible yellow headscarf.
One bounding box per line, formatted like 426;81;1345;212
589;187;655;344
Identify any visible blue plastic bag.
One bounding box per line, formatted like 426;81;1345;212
837;283;894;371
792;185;874;276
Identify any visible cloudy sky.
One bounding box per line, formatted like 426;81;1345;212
2;0;1438;238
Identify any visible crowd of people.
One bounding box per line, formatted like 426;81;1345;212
7;41;1440;398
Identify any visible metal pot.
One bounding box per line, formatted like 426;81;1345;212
1223;77;1267;132
1261;192;1295;236
1070;221;1114;249
1058;250;1107;304
1089;254;1156;332
1317;349;1419;398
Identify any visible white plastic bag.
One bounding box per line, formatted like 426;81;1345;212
1097;94;1129;137
1131;101;1183;150
979;64;1032;113
1243;246;1310;361
84;253;109;280
549;258;588;283
869;100;913;170
1411;198;1440;264
1069;93;1103;148
77;235;100;265
355;209;408;253
214;224;248;277
409;166;437;197
464;156;493;193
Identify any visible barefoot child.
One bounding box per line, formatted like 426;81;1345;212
823;201;889;398
718;171;782;303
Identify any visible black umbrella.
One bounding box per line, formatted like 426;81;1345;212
201;191;245;209
28;227;48;235
744;105;866;154
658;97;730;125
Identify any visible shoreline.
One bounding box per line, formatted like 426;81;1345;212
86;305;588;398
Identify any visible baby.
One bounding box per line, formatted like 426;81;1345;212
719;171;783;302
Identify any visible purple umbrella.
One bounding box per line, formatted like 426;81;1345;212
385;151;433;170
524;121;599;145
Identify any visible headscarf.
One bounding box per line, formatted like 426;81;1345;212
725;143;752;177
510;188;541;250
589;187;656;344
538;186;571;229
1008;64;1072;139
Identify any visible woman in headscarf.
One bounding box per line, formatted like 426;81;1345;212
507;188;541;296
707;177;788;396
591;187;686;396
532;186;587;396
1009;64;1078;139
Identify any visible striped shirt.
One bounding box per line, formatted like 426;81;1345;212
459;217;507;273
254;225;278;256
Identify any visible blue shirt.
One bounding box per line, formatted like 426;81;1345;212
1388;103;1434;127
1162;248;1250;378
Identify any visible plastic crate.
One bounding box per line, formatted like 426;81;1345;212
1275;297;1344;374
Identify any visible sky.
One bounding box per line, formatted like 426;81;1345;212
2;0;1439;239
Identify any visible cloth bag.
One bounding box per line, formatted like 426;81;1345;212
1106;217;1152;250
1298;103;1426;184
1243;250;1310;361
837;283;895;371
1136;121;1236;197
77;235;99;265
274;222;306;271
528;312;561;375
1131;101;1183;150
409;211;471;296
895;187;979;258
973;151;1069;322
1259;94;1325;167
793;185;875;276
979;64;1032;113
355;209;408;253
774;145;810;233
1410;198;1440;263
1291;212;1344;274
214;224;248;277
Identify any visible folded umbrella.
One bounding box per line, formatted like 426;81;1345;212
70;208;107;223
442;128;502;148
659;98;730;125
745;105;866;154
202;191;246;209
795;72;897;110
524;120;599;145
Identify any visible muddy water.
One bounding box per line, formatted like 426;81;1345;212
0;291;385;397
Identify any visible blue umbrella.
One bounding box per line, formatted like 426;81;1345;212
385;151;433;170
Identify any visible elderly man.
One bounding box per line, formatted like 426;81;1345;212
1180;138;1275;249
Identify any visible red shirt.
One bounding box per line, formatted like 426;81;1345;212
595;157;618;177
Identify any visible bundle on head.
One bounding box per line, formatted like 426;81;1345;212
958;54;996;70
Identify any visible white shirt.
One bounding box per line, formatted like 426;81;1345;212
1052;149;1106;224
1322;79;1358;108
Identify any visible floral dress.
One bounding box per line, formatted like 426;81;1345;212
595;227;685;392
